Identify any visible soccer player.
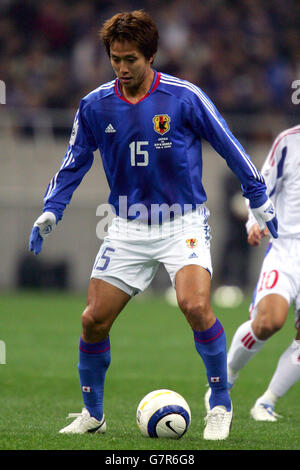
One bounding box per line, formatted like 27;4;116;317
29;10;278;440
225;125;300;421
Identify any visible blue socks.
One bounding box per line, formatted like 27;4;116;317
193;319;231;411
78;337;111;420
77;320;230;420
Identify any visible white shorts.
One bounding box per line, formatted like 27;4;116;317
91;206;212;296
249;237;300;327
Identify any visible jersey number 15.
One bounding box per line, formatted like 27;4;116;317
129;141;149;166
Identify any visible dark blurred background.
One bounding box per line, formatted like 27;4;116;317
1;0;299;117
0;0;299;295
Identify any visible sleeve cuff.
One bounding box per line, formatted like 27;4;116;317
249;193;268;209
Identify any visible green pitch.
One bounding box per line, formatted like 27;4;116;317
0;290;299;450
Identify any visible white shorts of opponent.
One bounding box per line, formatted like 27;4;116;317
249;237;300;328
91;206;213;297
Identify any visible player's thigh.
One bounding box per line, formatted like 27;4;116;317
162;215;213;291
175;264;212;304
250;240;295;321
91;236;158;295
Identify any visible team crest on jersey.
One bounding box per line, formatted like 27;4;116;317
153;114;171;135
186;238;198;248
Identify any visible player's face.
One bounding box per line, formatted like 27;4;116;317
110;40;154;93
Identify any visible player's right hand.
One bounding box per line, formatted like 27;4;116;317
29;211;57;255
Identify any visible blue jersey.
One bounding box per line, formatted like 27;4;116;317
43;71;266;222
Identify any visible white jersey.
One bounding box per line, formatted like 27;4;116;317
246;125;300;238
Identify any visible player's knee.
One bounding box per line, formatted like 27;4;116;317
178;295;210;328
81;305;111;337
81;308;94;331
254;307;284;339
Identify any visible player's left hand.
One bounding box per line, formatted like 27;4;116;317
248;224;269;246
29;211;57;255
250;197;278;239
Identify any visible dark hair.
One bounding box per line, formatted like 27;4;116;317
99;10;159;61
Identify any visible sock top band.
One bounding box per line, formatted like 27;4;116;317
79;337;110;354
193;319;224;343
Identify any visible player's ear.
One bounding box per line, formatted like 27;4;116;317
149;54;155;65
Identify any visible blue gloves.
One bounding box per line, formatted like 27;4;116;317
250;196;278;239
29;212;57;255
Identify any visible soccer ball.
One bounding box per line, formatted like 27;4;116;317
136;389;191;438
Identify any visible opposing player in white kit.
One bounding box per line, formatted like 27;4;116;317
28;11;278;440
226;125;300;421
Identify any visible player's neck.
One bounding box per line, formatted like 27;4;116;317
120;69;155;104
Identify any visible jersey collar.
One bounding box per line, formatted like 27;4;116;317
115;70;161;104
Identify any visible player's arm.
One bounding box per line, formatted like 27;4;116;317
188;90;278;238
29;101;97;255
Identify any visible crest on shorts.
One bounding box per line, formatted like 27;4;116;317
153;114;171;135
186;238;198;248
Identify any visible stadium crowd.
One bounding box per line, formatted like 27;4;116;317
0;0;299;116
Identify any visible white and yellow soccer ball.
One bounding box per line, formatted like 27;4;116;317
136;389;191;439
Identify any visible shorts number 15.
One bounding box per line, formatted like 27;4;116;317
129;141;149;166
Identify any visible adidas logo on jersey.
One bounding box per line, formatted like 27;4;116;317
105;123;116;133
188;252;198;259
